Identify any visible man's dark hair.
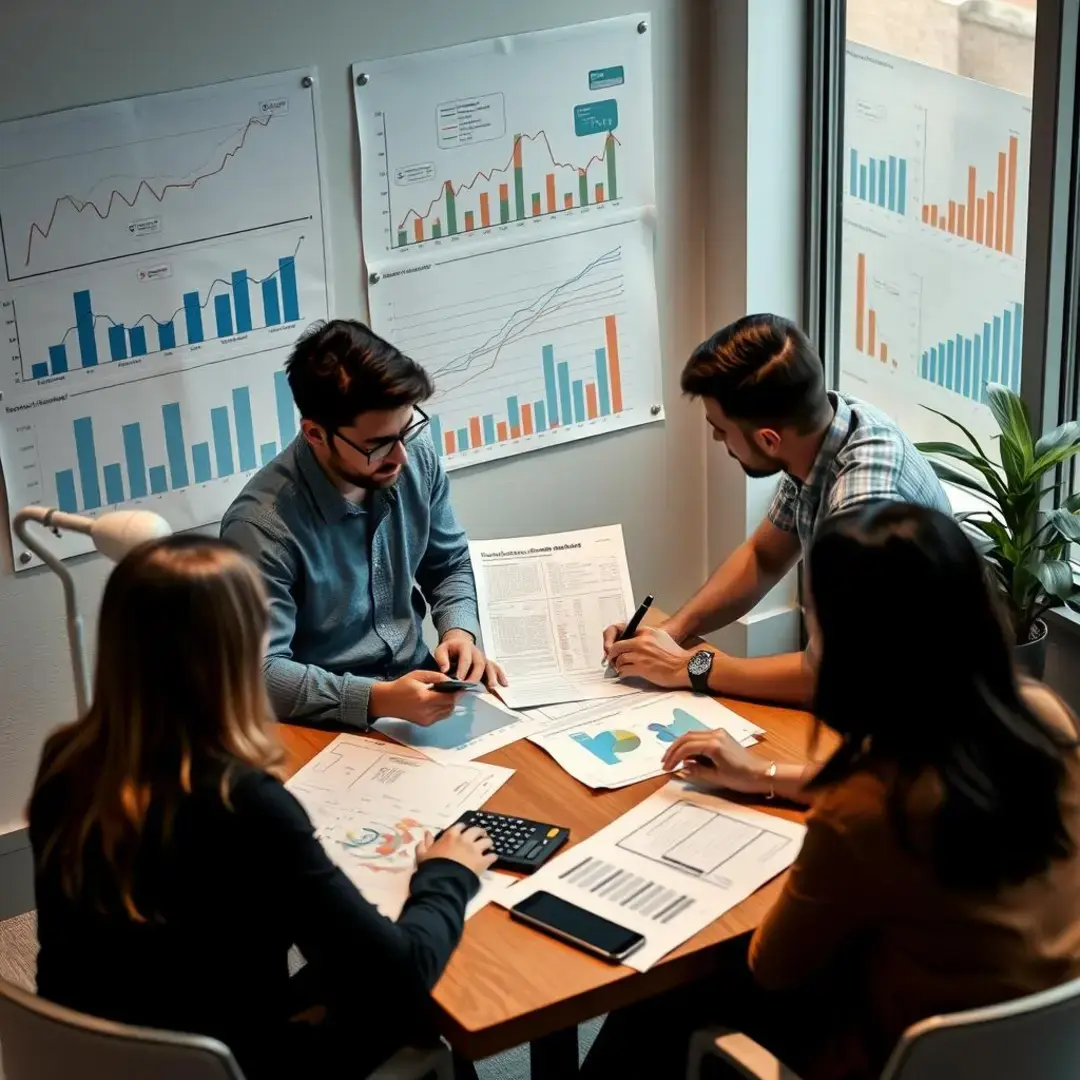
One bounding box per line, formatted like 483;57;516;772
680;314;829;432
285;319;433;429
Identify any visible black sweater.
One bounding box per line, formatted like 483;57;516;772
29;764;477;1079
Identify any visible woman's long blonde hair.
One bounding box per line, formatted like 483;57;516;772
32;536;284;920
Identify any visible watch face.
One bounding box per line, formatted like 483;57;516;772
688;651;712;676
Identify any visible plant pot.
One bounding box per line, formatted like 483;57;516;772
1014;619;1049;679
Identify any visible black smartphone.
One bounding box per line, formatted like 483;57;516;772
510;891;645;963
431;679;484;693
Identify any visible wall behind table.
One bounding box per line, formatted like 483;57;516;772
0;0;710;839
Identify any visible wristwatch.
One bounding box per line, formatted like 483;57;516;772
687;649;714;693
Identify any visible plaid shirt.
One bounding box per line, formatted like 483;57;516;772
768;393;950;556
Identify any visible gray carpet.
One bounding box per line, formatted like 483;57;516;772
0;912;600;1079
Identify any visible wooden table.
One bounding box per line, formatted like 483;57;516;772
279;681;821;1076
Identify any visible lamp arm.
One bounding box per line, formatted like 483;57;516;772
13;508;91;716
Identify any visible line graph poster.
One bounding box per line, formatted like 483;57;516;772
368;218;663;469
0;69;330;569
355;16;662;467
353;15;654;258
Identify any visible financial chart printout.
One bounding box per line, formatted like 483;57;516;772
840;44;1030;450
355;16;663;470
0;69;331;567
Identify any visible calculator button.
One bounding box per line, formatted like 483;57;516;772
546;828;560;838
520;842;543;860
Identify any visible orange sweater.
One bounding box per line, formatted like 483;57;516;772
749;701;1080;1079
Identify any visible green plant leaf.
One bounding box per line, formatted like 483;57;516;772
1035;559;1075;602
986;384;1035;474
926;459;995;500
996;433;1030;491
920;405;992;460
1031;441;1080;478
1034;419;1080;460
1047;508;1080;542
964;517;1017;562
916;442;1008;499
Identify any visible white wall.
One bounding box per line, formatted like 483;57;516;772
0;0;715;836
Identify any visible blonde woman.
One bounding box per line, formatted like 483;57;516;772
29;536;493;1080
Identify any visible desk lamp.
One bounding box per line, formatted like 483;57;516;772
13;506;172;715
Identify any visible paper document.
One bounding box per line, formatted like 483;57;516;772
528;691;763;790
374;693;550;763
287;734;513;919
498;779;805;971
471;525;643;709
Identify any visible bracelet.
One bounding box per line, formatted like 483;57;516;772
764;761;778;800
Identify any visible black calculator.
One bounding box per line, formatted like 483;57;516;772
450;810;569;874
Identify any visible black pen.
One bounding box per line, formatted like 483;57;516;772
616;594;654;643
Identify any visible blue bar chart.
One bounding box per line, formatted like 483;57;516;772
848;148;908;214
52;368;297;512
919;301;1023;402
27;248;303;381
431;313;623;456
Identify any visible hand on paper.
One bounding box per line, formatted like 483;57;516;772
606;626;692;689
416;823;498;876
369;671;462;726
602;617;686;657
435;629;508;688
661;729;769;793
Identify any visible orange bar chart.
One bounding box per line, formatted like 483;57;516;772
479;193;491;228
545;173;556;214
921;135;1019;255
429;313;628;460
853;251;890;365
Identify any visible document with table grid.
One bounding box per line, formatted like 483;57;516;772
497;779;806;971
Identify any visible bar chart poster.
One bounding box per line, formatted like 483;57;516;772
368;219;663;470
3;350;301;566
353;15;655;259
0;69;331;568
841;44;1030;450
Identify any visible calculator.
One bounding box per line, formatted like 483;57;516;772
450;810;569;874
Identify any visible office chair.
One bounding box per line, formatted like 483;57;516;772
0;977;453;1080
686;974;1080;1080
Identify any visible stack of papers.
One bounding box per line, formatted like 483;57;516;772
287;734;515;919
469;525;645;709
498;778;805;971
526;691;763;790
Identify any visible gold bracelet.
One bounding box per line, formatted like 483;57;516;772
765;761;778;800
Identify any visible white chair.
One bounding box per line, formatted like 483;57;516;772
686;974;1080;1080
0;977;453;1080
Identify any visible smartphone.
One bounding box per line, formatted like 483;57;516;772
431;680;484;694
510;891;645;963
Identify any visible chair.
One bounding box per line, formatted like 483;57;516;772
685;974;1080;1080
0;977;453;1080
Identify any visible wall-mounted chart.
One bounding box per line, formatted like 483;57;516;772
356;16;662;471
841;44;1031;450
0;69;330;568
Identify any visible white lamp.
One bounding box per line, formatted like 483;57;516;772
14;506;173;715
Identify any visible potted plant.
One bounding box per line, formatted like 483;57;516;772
916;382;1080;678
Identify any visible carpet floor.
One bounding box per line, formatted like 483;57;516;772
0;911;600;1079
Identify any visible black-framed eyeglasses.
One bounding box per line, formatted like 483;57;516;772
331;407;430;464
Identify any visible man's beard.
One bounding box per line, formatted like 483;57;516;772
329;455;402;490
738;460;783;479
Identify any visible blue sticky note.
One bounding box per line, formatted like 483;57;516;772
574;99;619;136
589;66;625;90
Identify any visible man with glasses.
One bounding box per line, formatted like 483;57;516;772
222;319;504;729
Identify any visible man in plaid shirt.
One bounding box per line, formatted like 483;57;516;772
604;313;949;709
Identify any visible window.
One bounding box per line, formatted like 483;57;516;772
837;0;1037;451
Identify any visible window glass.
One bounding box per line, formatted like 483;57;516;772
840;0;1036;450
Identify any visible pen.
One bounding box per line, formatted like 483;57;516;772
616;594;654;643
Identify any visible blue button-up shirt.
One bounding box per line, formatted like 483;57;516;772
768;393;951;556
221;433;481;729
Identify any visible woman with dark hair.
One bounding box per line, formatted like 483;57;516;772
29;536;495;1080
581;502;1080;1080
